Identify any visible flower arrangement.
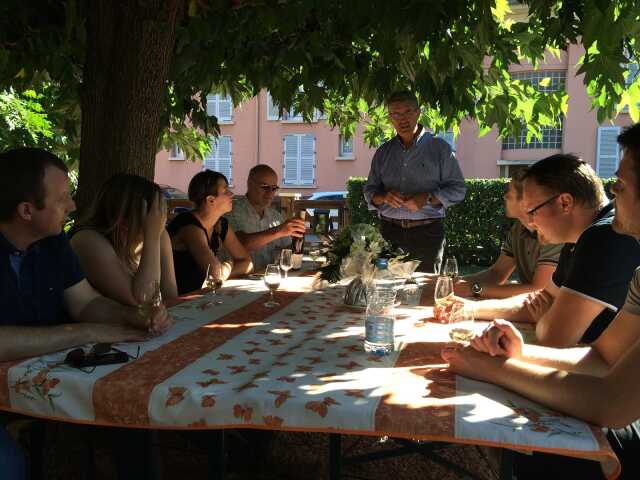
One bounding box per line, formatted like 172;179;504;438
319;223;419;285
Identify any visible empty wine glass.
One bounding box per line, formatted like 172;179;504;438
280;249;293;279
434;276;454;323
263;264;281;308
205;262;224;305
443;257;459;282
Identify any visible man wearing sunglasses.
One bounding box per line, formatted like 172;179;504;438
227;164;305;270
364;90;466;272
461;153;640;347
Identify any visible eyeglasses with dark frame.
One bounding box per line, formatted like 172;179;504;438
526;194;561;218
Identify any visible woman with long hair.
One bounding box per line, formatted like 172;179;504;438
70;174;178;305
168;170;252;295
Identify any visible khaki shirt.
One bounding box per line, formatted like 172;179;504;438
225;196;290;270
623;267;640;315
501;221;563;283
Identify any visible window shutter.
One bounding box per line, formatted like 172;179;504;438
267;92;280;120
218;96;233;121
596;127;621;178
283;135;299;185
206;94;218;117
204;135;233;184
300;135;316;185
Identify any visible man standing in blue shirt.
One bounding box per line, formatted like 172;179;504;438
364;91;466;272
0;148;173;479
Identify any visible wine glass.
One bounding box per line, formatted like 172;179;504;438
263;264;281;307
443;257;459;282
433;276;454;323
448;303;476;344
205;262;224;305
280;249;293;279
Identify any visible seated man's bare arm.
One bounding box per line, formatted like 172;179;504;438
479;263;556;299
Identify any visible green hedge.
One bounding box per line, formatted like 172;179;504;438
346;177;617;267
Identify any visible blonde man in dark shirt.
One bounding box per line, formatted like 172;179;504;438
455;171;563;299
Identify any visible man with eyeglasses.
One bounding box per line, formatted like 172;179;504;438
364;90;466;272
459;153;640;347
227;164;305;270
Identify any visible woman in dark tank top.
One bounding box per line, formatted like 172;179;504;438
167;170;252;294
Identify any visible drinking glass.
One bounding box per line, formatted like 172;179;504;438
433;261;441;275
263;264;281;307
443;257;459;282
138;281;162;325
205;262;224;305
433;276;454;323
448;303;476;343
280;249;293;279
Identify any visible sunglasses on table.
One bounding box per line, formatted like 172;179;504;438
62;343;141;372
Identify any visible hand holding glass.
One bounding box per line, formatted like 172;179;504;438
434;276;454;323
205;262;224;305
263;264;281;308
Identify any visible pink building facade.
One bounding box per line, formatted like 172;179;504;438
155;43;634;197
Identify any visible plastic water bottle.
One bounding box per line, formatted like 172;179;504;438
364;258;398;355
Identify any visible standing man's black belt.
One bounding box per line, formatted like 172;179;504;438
381;216;441;229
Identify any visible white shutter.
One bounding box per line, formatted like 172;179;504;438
204;135;233;185
283;135;299;185
267;92;281;120
218;95;233;121
206;94;233;122
596;126;621;178
300;135;316;185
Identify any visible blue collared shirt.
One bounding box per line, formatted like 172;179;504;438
363;128;466;220
0;232;85;327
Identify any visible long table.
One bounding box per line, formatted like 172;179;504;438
0;277;620;479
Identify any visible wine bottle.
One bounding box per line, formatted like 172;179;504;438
291;210;305;270
291;210;305;254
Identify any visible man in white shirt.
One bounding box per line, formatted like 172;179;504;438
226;165;305;270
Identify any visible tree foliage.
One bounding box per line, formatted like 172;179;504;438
1;0;639;165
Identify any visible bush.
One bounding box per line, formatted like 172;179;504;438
346;177;617;267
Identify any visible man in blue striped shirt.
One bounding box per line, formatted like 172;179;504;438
364;91;466;271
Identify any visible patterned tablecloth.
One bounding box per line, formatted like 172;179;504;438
0;277;620;479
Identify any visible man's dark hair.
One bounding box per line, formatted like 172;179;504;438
510;168;528;199
0;148;68;222
523;153;606;209
384;90;419;109
617;123;640;194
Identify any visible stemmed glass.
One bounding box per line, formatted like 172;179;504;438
443;257;459;282
138;281;162;327
263;264;281;308
434;276;454;323
205;262;224;305
280;249;293;279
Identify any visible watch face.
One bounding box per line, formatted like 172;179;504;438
472;283;481;294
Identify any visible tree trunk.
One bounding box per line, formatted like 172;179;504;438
77;0;184;212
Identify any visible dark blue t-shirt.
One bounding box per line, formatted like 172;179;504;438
552;203;640;343
0;232;85;327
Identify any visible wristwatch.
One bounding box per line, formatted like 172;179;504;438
471;282;482;298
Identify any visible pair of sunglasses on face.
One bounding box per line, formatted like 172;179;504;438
64;343;140;371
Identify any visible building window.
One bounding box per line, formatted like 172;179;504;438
204;135;233;185
206;94;233;122
338;135;354;159
596;126;621;178
283;134;316;186
502;70;565;150
169;144;184;160
266;91;319;122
